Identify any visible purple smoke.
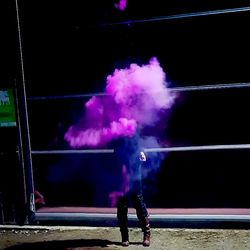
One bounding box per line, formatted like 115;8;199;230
115;0;127;11
65;58;176;148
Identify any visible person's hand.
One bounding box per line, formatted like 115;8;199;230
139;151;146;161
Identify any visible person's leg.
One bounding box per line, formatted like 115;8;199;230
117;194;129;246
131;191;151;247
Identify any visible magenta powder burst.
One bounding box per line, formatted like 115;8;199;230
64;58;176;148
115;0;127;11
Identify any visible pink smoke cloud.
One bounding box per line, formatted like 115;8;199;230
65;58;176;148
115;0;127;11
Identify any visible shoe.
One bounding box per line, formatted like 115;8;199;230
122;240;129;247
143;229;150;247
121;229;129;247
142;217;150;247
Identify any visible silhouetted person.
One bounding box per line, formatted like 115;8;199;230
113;136;151;247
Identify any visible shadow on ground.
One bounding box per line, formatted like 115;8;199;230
3;239;142;250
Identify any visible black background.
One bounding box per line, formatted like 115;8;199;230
1;0;250;209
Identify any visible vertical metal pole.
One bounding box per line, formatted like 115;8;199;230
0;192;4;224
14;0;35;224
14;82;28;224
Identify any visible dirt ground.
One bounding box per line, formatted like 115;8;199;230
1;225;250;250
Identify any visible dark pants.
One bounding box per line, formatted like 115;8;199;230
117;164;149;231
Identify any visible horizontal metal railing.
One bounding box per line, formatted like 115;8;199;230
31;143;250;155
27;82;250;101
102;6;250;26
